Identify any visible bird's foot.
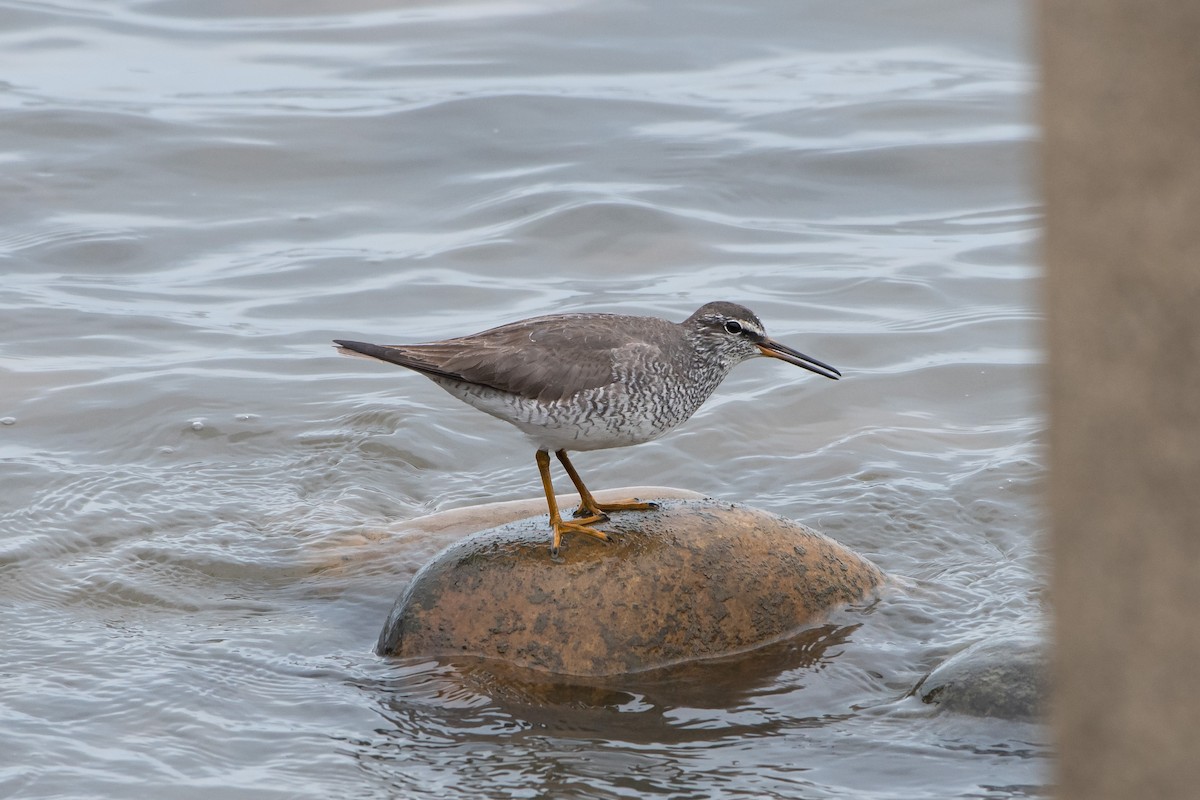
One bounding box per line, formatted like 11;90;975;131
572;498;658;519
549;517;610;556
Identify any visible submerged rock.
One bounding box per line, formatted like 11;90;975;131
918;635;1048;722
377;498;884;677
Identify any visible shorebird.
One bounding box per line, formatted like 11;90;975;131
335;301;840;554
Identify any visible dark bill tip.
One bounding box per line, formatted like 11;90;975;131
757;340;842;380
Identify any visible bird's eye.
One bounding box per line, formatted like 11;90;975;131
723;320;743;335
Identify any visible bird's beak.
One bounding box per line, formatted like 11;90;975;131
757;338;841;380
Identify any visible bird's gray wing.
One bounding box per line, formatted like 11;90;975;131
336;314;678;403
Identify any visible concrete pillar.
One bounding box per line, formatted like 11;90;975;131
1042;2;1200;798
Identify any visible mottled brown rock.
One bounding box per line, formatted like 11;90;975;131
378;499;884;676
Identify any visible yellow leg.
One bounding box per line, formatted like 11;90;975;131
554;449;658;520
536;449;611;554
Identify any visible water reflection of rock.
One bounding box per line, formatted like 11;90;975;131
377;498;884;677
369;623;863;745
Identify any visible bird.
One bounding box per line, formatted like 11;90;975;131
334;301;840;555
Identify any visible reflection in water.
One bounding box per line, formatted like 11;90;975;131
369;624;859;743
349;626;868;795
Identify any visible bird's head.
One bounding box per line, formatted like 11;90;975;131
685;301;841;379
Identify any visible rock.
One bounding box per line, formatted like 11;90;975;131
308;486;707;579
918;635;1048;722
378;498;884;677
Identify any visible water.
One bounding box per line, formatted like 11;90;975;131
1;1;1046;797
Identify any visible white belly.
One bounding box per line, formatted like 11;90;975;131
429;377;690;453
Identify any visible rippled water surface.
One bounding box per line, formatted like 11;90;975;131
1;1;1045;797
